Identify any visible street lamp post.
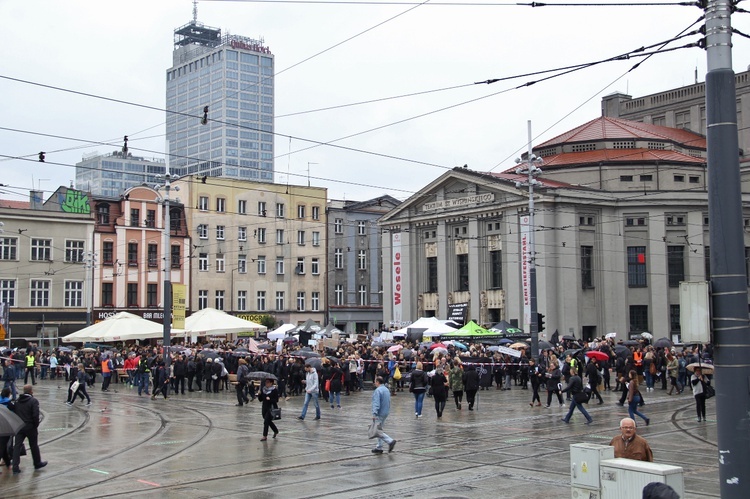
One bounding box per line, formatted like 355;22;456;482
155;169;179;368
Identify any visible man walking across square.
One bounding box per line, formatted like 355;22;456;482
297;364;320;421
11;384;47;474
370;376;396;454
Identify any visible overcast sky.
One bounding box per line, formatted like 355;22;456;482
1;0;747;203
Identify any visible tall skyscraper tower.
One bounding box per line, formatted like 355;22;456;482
166;12;274;182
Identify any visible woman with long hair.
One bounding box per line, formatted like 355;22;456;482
409;362;428;417
449;359;464;410
627;369;650;426
430;366;449;419
545;355;564;408
259;378;279;441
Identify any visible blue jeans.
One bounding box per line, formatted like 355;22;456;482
300;391;320;419
3;380;17;400
329;391;341;407
138;373;150;396
563;398;592;423
644;371;654;389
373;415;394;449
628;394;649;423
413;390;426;415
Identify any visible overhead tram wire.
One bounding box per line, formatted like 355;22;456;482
206;0;694;6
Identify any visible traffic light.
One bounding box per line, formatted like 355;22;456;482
537;313;546;333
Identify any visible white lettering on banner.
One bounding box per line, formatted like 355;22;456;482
422;193;495;212
520;215;531;328
392;233;402;324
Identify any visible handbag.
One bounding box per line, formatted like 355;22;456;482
70;380;80;393
704;382;715;399
211;374;218;380
325;379;331;392
270;407;282;420
393;366;402;380
368;420;382;439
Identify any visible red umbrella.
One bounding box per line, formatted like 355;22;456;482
586;350;609;362
430;342;447;350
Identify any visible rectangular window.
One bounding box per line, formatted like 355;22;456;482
358;220;366;235
276;257;284;275
31;239;51;261
312;206;320;220
297;230;305;245
102;241;114;265
238;254;247;274
257;228;266;244
146;210;156;228
199;196;209;211
238;227;247;241
358;249;367;270
311;258;319;275
0;237;17;261
485;250;501;289
427;257;438;292
629;305;648;331
215;290;225;310
216;225;225;240
581;246;594;289
627;246;647;287
669;304;681;333
312;231;320;246
216;198;226;213
297;205;305;219
237;290;247;311
297;291;305;311
102;282;113;306
130;208;140;227
30;280;50;306
64;281;83;307
199;253;208;271
457;254;469;291
334;218;343;234
65;240;85;263
334;248;343;269
275;291;285;311
257;255;266;274
358;285;367;306
128;243;138;266
667;246;685;287
640;174;653;182
704;246;711;280
620;175;633;182
0;279;16;306
145;244;157;268
238;199;247;214
198;224;208;239
198;290;208;310
276;229;284;244
147;283;157;307
311;291;320;312
216;254;225;273
127;283;138;307
276;203;285;218
334;284;344;306
171;245;181;268
295;257;305;275
258;201;267;217
257;291;266;311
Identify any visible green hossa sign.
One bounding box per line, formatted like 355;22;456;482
59;189;91;214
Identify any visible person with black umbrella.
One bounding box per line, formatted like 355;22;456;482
11;385;47;474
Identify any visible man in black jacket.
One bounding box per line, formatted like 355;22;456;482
11;384;47;474
585;359;604;404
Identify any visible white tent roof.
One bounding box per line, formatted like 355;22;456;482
267;323;297;340
62;312;164;343
392;317;454;338
184;308;267;335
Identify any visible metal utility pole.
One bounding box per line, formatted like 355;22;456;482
705;0;750;495
515;121;543;360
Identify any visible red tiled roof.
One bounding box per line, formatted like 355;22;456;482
531;149;705;169
536;117;706;149
0;199;30;209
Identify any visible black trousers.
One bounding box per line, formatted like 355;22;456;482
466;389;478;409
24;366;35;385
13;424;42;470
262;409;278;437
173;375;185;394
236;383;249;405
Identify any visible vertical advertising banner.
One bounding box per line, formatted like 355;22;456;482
172;283;186;329
520;215;531;328
392;233;402;324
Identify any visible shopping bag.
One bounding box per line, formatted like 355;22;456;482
368;420;382;439
270;407;282;420
70;380;80;393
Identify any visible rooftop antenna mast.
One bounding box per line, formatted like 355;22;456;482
193;0;198;23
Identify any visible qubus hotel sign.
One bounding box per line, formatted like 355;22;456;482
392;233;403;323
422;193;494;212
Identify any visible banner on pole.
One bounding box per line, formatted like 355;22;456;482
172;284;186;329
520;215;531;328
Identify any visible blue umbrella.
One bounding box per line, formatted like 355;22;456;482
452;341;468;351
498;338;513;345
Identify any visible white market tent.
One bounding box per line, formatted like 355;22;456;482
62;312;165;343
267;323;297;340
391;317;457;338
183;308;267;336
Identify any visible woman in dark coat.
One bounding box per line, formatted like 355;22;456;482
409;362;428;417
545;357;564;407
462;365;480;410
259;378;279;441
429;367;449;418
328;364;344;409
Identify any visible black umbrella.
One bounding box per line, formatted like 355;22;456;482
283;337;299;344
296;350;320;359
199;350;220;360
622;340;640;347
562;335;576;341
614;345;630;357
653;337;673;349
371;342;392;348
304;357;322;369
257;343;274;350
247;371;278;381
326;356;340;364
0;406;25;437
538;340;554;351
562;348;582;359
401;349;414;359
